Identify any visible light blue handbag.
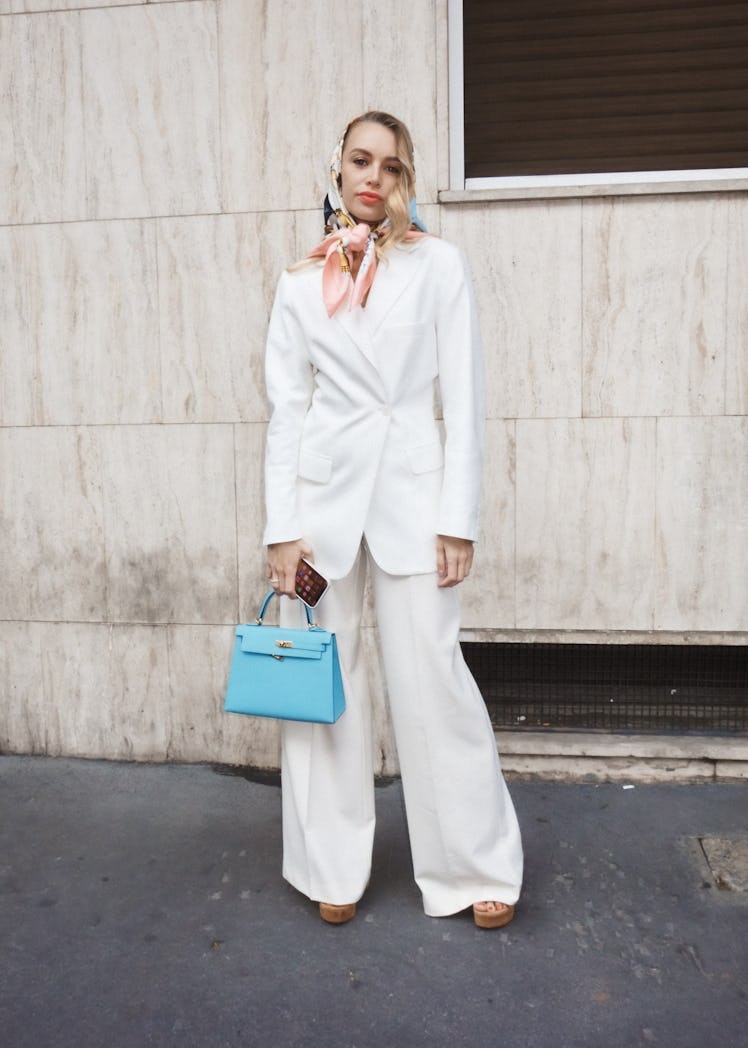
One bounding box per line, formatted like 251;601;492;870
224;590;345;723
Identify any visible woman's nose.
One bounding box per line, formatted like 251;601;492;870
367;165;381;186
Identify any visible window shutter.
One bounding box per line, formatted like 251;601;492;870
463;0;748;179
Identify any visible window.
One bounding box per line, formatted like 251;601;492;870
449;0;748;189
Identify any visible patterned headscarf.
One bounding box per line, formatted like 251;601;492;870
307;121;428;317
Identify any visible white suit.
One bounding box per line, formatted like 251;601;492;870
263;236;523;916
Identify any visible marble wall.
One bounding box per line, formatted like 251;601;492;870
1;1;746;767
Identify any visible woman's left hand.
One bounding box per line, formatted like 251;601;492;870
436;535;474;587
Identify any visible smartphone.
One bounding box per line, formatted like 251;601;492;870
294;557;328;608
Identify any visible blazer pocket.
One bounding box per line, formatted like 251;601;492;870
406;440;444;475
386;321;428;337
298;449;333;484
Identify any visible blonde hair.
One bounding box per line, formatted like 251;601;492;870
340;111;417;252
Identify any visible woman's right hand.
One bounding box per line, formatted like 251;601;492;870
266;539;313;599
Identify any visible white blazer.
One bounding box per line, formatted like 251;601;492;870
262;235;485;580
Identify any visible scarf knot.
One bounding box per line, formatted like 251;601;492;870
308;222;382;317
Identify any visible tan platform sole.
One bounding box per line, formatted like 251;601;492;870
319;902;357;924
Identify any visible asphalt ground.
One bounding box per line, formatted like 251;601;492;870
1;756;746;1048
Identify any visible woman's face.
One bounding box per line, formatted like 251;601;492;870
339;121;402;225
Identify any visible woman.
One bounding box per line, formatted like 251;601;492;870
263;112;523;927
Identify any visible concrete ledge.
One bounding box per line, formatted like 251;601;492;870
716;760;748;782
496;731;748;783
439;177;748;204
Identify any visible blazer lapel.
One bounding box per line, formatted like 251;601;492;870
335;305;378;371
364;244;423;336
333;244;424;371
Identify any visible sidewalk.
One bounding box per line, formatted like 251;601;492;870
1;756;746;1048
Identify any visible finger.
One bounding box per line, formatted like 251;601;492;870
449;550;464;582
281;562;299;598
435;540;447;578
275;570;291;596
438;558;457;587
267;563;288;593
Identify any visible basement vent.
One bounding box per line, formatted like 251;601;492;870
461;642;748;733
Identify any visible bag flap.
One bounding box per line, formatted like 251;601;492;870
237;624;332;660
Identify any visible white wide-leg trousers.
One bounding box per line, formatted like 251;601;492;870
279;545;523;917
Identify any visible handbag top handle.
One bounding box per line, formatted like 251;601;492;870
256;589;314;627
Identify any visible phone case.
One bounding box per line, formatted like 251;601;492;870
294;558;328;608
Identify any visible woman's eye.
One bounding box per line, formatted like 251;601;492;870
387;165;402;175
352;156;367;166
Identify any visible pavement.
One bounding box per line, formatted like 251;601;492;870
1;756;746;1048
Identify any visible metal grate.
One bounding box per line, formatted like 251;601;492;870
461;642;748;733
